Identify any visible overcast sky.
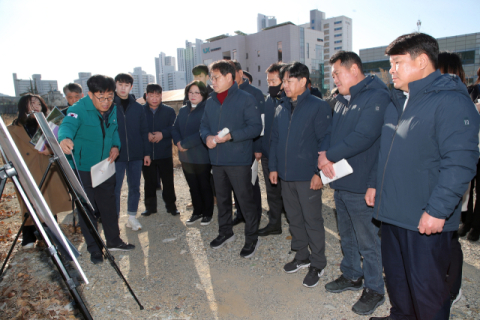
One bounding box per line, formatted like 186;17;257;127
0;0;478;96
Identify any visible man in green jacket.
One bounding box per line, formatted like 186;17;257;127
59;74;135;265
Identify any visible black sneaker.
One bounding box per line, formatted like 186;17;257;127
467;228;480;241
186;214;202;225
240;239;259;258
325;274;363;293
107;242;135;251
210;233;236;249
451;288;462;309
458;223;471;237
90;251;103;264
283;258;311;273
200;216;213;226
303;266;324;288
167;208;180;216
369;317;393;320
352;288;385;315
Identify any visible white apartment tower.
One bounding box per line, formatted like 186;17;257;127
74;72;92;94
257;14;277;32
129;67;155;99
13;73;58;96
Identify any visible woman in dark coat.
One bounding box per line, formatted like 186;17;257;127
8;94;71;248
172;81;214;225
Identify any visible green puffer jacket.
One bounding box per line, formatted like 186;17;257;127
58;95;121;171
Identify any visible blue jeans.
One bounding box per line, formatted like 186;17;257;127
115;160;143;216
334;190;384;294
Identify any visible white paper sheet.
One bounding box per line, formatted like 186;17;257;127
260;114;265;136
251;160;258;185
320;159;353;185
91;158;116;188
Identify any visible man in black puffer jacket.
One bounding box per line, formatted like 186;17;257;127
200;60;262;258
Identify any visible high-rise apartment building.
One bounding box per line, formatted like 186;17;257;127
129;67;155;98
160;65;187;92
177;39;204;84
257;14;277;32
74;72;92;94
13;73;58;96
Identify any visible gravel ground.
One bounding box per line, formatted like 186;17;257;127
2;162;480;319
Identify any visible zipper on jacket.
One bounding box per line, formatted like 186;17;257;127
375;100;407;219
216;102;223;165
151;108;155;160
123;106;130;161
284;104;296;178
99;115;106;162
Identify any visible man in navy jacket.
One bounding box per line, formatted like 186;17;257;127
371;33;480;320
318;52;389;316
258;62;286;236
114;73;151;231
141;84;178;217
269;62;331;288
231;60;264;226
200;60;262;258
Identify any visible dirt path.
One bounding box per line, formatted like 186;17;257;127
1;164;480;319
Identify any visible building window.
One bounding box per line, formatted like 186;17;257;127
334;34;342;37
334;46;342;50
311;19;314;24
317;38;323;42
325;55;329;59
325;42;329;47
258;79;261;86
334;21;342;24
277;41;283;62
247;67;249;72
324;48;329;54
232;49;237;60
325;36;330;41
324;30;329;35
334;40;342;44
257;50;260;57
246;53;248;59
258;65;261;72
334;27;342;31
307;43;309;59
324;23;329;29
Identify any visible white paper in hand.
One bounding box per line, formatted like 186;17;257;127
320;159;353;185
251;160;258;185
91;158;116;188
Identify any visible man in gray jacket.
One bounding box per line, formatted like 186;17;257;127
319;51;390;316
371;33;479;320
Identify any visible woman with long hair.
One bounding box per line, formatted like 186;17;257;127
8;94;71;248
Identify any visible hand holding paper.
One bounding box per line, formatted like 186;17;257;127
320;159;353;185
91;158;116;188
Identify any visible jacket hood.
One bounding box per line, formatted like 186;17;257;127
337;75;388;105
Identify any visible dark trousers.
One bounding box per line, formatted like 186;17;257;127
261;157;284;228
382;223;452;320
212;165;259;243
143;157;176;212
447;232;462;297
281;180;326;270
234;174;262;221
462;160;480;230
78;171;122;253
182;162;214;218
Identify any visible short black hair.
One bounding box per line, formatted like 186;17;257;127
14;94;48;126
266;62;284;74
329;51;364;73
146;83;162;94
243;71;252;83
87;75;115;94
284;62;309;83
192;64;209;76
232;60;242;72
279;63;289;80
115;73;134;85
210;60;235;82
385;32;439;69
63;83;82;95
438;51;465;84
185;80;208;102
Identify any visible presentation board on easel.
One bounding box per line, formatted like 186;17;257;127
0;117;88;284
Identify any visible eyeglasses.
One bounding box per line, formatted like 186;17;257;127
210;75;223;82
189;91;201;95
93;94;114;102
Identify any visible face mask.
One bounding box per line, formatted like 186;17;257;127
268;83;282;97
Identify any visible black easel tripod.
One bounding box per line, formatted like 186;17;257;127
0;156;94;320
